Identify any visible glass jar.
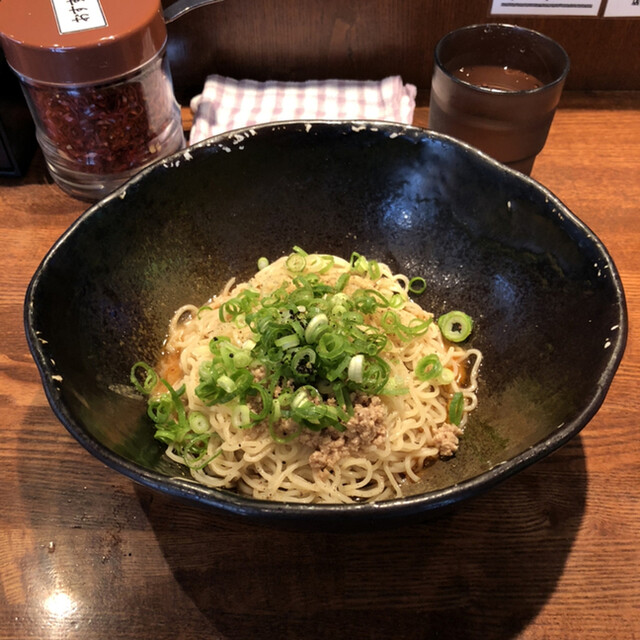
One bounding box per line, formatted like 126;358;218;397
0;0;185;201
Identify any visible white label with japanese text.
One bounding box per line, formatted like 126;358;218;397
51;0;107;34
490;0;602;15
603;0;640;16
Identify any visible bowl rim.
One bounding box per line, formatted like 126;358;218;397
23;120;629;524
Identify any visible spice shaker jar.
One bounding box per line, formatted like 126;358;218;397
0;0;185;201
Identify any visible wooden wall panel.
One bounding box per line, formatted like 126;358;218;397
162;0;640;104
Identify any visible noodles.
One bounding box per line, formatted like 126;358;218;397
132;249;482;503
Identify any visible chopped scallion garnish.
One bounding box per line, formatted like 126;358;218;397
188;411;210;434
415;354;442;381
348;354;365;383
408;277;427;295
133;249;474;453
449;391;464;425
437;310;474;342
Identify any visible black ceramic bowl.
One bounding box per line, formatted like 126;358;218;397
25;121;627;529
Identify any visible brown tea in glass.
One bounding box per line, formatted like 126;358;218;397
428;24;569;175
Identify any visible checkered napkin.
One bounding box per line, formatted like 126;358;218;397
189;75;417;144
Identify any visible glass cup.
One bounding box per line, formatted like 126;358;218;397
428;23;570;174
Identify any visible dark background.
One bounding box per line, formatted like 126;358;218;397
161;0;640;104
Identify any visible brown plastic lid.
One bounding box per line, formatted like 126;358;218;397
0;0;167;85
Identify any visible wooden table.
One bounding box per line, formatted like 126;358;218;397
1;92;638;640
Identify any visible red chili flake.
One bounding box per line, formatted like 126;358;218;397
25;57;180;175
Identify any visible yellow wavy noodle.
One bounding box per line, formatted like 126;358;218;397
157;254;482;503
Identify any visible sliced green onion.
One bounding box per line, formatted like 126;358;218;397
257;257;269;270
305;313;329;343
330;292;349;308
335;272;350;292
184;444;222;470
130;362;157;395
259;285;288;308
286;251;307;273
245;383;272;421
381;310;399;333
147;396;173;424
381;311;431;342
274;333;301;350
271;398;282;422
408;277;427;295
291;347;316;375
216;374;237;394
231;348;253;369
405;317;432;337
342;310;364;325
350;252;369;275
368;260;381;280
231;404;251;428
323;353;350;382
437;368;456;385
357;356;390;395
188;411;210;434
449;391;464;425
156;381;189;442
381;376;409;396
438;311;473;342
353;288;390;314
316;332;348;361
415;354;442;381
291;387;312;409
348;354;365;383
307;254;334;274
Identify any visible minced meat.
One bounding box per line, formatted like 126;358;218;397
299;394;388;476
433;422;463;457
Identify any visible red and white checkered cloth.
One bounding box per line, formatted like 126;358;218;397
189;75;417;144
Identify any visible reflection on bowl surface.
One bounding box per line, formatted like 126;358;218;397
25;121;627;529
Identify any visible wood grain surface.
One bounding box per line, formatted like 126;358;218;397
0;92;638;640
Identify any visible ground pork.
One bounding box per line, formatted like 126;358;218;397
432;422;463;457
251;365;266;382
241;375;388;472
299;394;388;476
242;374;460;468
